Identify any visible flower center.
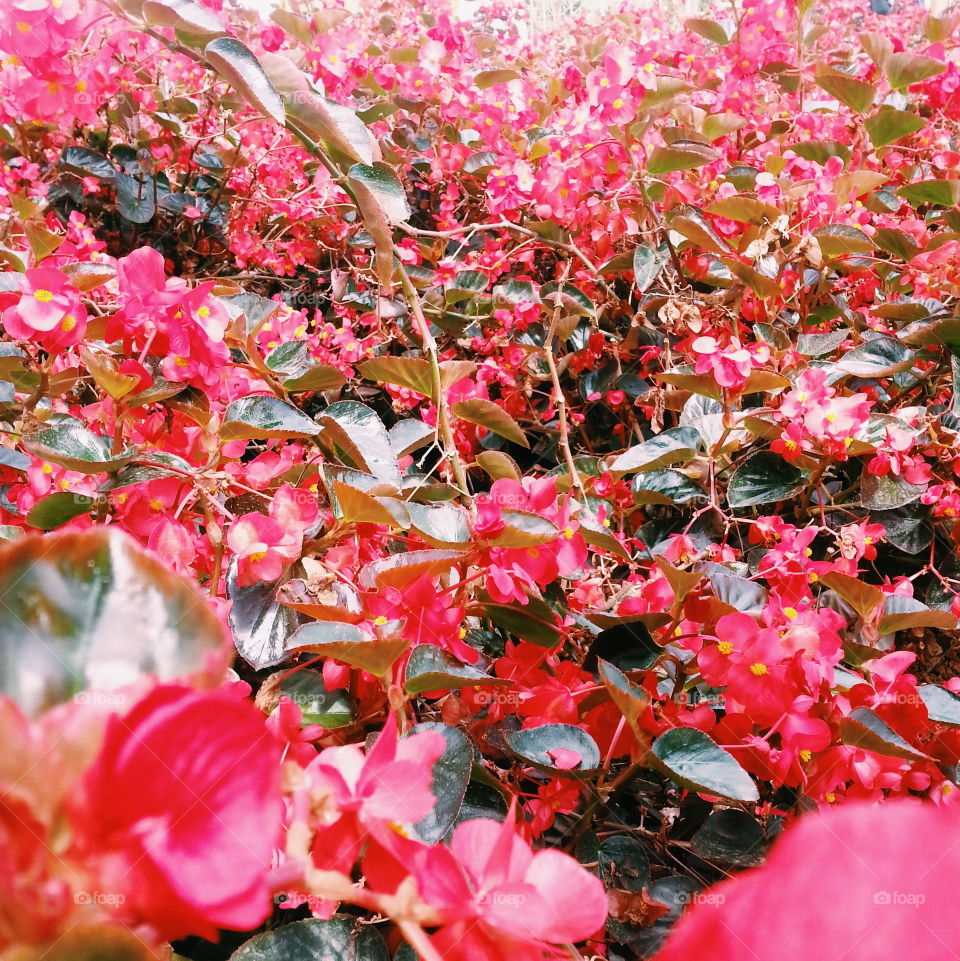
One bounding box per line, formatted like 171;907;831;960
717;641;733;655
33;288;54;302
749;662;768;676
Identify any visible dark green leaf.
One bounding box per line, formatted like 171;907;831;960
22;421;135;474
633;245;669;292
286;621;406;676
277;670;353;728
650;727;758;801
726;452;803;507
229;917;389;961
317;401;401;486
609;427;701;473
228;561;299;670
205;37;285;124
221;395;321;440
404;645;509;694
505;723;601;777
691;809;766;866
407;722;472;843
839;706;931;762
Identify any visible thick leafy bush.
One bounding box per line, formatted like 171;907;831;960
2;0;960;957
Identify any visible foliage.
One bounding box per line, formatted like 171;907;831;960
2;0;960;957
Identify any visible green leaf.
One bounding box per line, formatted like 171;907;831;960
407;722;472;843
691;809;766;866
797;330;850;356
598;659;648;727
115;172;156;224
865;108;925;148
897;179;960;207
143;0;226;36
221;395;321;440
505;723;601;777
726;452;803;508
860;472;926;511
647;142;719;176
360;356;433;397
406;501;470;549
405;645;510;694
878;595;957;634
633;468;704;504
25;491;98;531
347;162;410;224
262;53;373;164
481;595;563;647
318;401;402;487
650;727;758;801
609;427;701;473
633;245;669;292
886;52;946;90
706;195;782;225
286;621;407;676
227;562;299;670
277;670;353;728
229;917;389;961
22;421;135;474
59;146;116;180
813;224;875;258
389;419;435;458
792;140;851;165
269;8;313;45
284;364;346;392
205;37;285;124
813;64;876;114
0;530;226;717
451;398;529;448
488;510;560;549
919;684;960;727
684;17;735;44
835;336;913;377
839;706;931;762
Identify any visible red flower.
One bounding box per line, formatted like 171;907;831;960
70;685;282;941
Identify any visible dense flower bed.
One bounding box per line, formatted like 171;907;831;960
2;0;960;957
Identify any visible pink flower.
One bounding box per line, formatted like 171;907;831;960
2;267;87;351
408;812;607;960
227;512;300;585
70;685;282;941
654;799;960;961
303;724;446;875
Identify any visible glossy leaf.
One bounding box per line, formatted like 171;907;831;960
0;530;226;717
650;727;758;802
205;37;284;124
505;723;601;777
726;452;804;507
